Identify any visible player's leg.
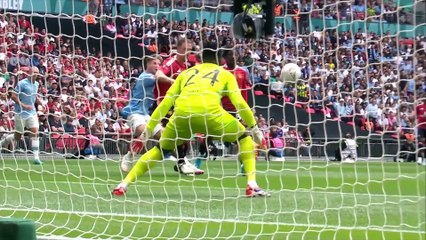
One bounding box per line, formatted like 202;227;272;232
121;114;144;171
26;116;42;165
194;137;207;169
121;114;163;172
194;137;218;169
172;121;204;175
341;149;354;163
112;115;188;195
207;111;270;197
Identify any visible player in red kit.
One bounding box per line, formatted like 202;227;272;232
194;50;265;171
222;51;266;173
153;38;204;175
221;54;251;116
154;38;194;104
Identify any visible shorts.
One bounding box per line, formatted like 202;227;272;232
127;114;162;136
15;114;39;133
159;109;246;151
127;114;150;133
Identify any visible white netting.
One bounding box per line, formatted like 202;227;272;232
0;0;425;239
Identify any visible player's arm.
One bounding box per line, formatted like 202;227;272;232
155;62;175;83
155;70;175;84
9;83;32;110
146;74;182;131
226;74;256;128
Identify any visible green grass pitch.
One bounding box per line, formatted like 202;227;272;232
0;157;425;240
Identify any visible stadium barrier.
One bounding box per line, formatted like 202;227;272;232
0;132;405;159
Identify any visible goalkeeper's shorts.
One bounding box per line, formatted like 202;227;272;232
159;109;246;151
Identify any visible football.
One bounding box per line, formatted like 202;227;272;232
280;63;302;84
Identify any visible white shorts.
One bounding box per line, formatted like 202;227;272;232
127;114;163;136
15;115;39;133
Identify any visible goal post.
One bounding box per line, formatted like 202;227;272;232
0;0;425;239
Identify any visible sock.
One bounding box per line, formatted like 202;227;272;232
124;151;133;161
176;143;187;164
123;146;162;185
118;182;128;189
31;137;40;160
0;134;15;147
238;136;256;184
248;180;258;189
194;158;202;168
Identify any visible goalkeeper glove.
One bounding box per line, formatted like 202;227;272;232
248;126;267;149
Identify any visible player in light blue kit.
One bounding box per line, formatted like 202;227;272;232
120;56;164;172
0;67;45;165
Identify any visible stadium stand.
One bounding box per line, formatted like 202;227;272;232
0;0;424;158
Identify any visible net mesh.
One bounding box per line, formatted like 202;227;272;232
0;0;425;239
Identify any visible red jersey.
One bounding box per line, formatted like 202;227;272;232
221;66;250;112
417;103;426;129
155;55;188;103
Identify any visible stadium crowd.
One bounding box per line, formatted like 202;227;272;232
0;0;424;154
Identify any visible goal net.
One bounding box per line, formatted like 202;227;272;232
0;0;425;239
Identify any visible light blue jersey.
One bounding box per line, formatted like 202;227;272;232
122;72;156;119
14;78;38;118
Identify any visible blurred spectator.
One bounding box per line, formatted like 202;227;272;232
49;111;64;133
0;3;421;157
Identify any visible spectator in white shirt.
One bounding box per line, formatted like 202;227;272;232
366;99;379;125
0;16;7;29
84;79;96;98
146;15;156;27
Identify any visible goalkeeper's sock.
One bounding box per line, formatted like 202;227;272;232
238;136;256;183
123;146;162;185
0;134;15;147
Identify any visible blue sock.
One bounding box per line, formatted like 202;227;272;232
240;164;245;174
194;158;202;169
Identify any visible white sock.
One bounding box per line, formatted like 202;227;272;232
31;137;40;160
1;134;15;147
118;182;128;189
248;181;258;189
124;151;134;161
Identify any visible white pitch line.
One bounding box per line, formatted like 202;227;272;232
0;179;425;199
1;207;424;235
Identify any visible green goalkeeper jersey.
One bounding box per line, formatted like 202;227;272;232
147;63;256;131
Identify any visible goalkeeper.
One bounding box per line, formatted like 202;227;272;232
112;49;270;197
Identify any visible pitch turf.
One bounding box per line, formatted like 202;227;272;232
0;157;425;240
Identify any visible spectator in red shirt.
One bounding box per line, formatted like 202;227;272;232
416;99;426;139
18;16;30;30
